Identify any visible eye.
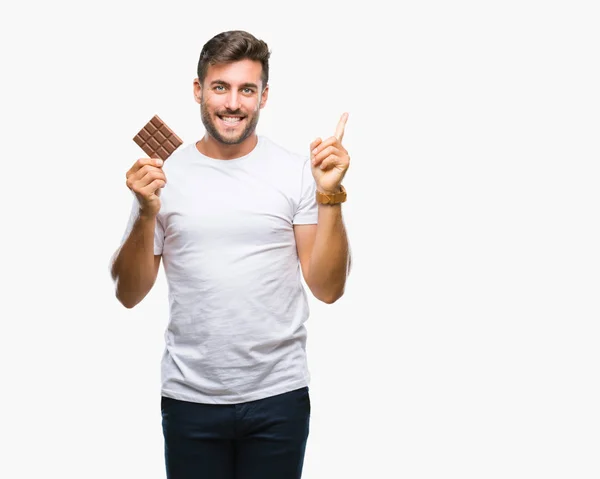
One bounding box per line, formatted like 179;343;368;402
214;85;225;92
242;88;255;95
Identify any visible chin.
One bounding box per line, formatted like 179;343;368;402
219;134;245;145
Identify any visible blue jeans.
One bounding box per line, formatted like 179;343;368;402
161;386;311;479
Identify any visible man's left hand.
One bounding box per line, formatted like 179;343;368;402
310;112;350;194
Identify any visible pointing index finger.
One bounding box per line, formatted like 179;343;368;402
335;112;349;142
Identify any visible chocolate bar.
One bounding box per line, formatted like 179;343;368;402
133;115;183;161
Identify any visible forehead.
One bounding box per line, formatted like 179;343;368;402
204;59;263;85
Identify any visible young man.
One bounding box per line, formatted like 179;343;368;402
110;30;351;479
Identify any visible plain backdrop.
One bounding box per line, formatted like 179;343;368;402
1;0;599;477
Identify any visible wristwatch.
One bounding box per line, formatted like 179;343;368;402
316;185;347;205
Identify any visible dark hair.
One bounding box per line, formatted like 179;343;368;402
197;30;271;88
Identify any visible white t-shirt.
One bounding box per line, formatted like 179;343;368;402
120;136;318;404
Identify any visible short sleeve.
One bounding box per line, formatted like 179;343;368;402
293;157;318;225
119;195;165;255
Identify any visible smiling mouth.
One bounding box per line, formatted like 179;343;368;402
218;115;245;126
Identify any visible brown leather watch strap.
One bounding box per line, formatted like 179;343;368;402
316;185;347;205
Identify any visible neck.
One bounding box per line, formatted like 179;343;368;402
196;133;258;160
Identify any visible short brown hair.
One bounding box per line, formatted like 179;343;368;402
197;30;271;88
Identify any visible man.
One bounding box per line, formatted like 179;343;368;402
110;30;351;479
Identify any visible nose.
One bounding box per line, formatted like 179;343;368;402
224;90;241;111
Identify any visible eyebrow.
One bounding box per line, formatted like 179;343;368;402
210;80;259;90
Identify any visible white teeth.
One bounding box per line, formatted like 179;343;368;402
221;116;242;123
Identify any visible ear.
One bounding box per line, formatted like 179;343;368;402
193;78;202;104
259;84;269;109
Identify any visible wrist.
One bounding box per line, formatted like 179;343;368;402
315;185;347;205
138;209;158;221
316;186;342;195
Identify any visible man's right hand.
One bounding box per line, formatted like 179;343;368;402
125;157;167;217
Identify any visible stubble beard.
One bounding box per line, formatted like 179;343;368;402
200;95;260;145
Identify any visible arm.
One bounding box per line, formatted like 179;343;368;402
295;204;351;304
296;112;353;303
110;212;161;309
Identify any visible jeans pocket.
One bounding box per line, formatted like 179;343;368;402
299;387;311;415
161;396;173;413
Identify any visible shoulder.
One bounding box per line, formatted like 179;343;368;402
160;143;196;173
166;142;196;163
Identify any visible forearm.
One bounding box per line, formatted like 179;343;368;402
307;204;351;303
111;212;157;308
